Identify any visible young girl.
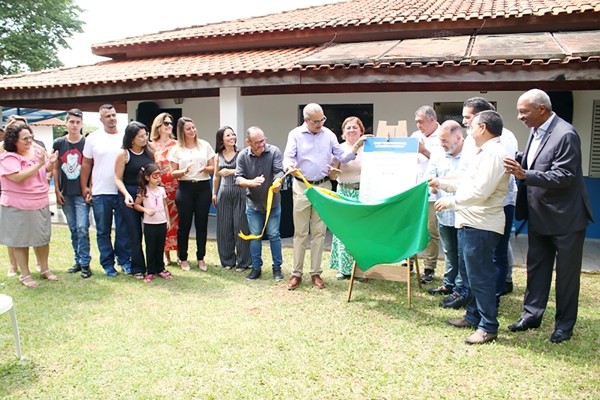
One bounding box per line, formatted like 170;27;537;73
134;164;172;282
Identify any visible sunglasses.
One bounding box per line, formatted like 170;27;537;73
163;121;173;126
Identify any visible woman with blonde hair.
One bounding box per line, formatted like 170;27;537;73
150;112;179;265
168;117;215;271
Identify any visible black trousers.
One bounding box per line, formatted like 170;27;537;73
521;229;586;332
175;180;211;262
144;223;167;275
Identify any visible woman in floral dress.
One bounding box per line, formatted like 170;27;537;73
150;113;178;265
328;116;365;279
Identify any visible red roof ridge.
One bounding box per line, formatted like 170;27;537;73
91;0;600;54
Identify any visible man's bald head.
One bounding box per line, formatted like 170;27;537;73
439;120;464;156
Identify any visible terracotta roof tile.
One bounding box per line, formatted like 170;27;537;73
92;0;600;51
1;30;599;91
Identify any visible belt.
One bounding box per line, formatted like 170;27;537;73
180;179;207;184
338;182;360;190
294;176;329;185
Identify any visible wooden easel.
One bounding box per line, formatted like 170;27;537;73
345;120;421;307
346;258;422;308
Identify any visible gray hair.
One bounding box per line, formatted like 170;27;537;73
521;89;553;112
245;126;264;139
415;105;436;120
303;103;323;118
441;119;463;136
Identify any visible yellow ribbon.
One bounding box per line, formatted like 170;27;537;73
239;170;344;240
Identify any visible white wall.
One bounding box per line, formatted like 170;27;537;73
30;126;54;152
129;89;600;174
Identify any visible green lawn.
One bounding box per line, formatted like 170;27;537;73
1;225;599;399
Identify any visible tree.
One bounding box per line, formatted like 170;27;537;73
0;0;84;75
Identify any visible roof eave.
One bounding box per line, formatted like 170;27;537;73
92;12;599;59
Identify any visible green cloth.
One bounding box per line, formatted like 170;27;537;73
306;181;430;271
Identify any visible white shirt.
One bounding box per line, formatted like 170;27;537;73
439;137;509;234
82;129;124;195
410;123;442;201
461;127;518;206
168;140;215;181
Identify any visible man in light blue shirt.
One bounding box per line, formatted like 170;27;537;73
424;120;466;305
283;103;363;290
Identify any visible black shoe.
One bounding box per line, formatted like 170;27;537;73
246;269;261;280
67;264;82;273
441;292;469;309
500;281;513;296
273;269;283;281
420;268;435;284
550;329;572;344
508;318;541;332
80;265;92;279
428;285;452;295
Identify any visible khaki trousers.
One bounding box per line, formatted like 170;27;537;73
421;201;440;270
291;179;331;277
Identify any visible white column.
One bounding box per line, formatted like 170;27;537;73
219;87;244;145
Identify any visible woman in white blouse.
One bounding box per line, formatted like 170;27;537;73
168;117;215;271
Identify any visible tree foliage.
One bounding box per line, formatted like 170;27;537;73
0;0;84;75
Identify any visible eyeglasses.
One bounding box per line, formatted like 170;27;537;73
150;172;161;178
163;121;173;126
251;137;267;145
20;136;34;142
307;116;327;125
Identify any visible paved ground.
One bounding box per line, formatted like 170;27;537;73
50;200;599;273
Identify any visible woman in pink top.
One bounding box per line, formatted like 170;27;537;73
0;123;59;287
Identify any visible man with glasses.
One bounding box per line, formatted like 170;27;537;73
410;105;442;284
283;103;364;290
80;104;131;277
235;126;284;281
53;109;92;278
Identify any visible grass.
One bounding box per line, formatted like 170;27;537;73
0;225;599;399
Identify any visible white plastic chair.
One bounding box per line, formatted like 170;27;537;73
0;294;22;360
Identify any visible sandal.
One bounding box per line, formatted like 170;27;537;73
180;261;190;271
143;274;154;283
19;275;39;288
133;273;145;280
158;270;172;279
7;269;19;277
41;270;59;281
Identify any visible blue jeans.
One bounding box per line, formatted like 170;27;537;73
62;195;91;266
458;227;501;334
91;194;131;272
494;205;515;298
438;224;459;290
120;186;145;275
246;205;282;272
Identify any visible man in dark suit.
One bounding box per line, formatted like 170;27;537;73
504;89;593;343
